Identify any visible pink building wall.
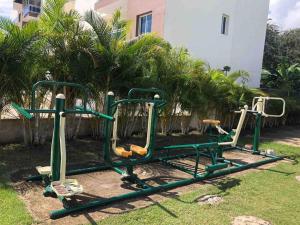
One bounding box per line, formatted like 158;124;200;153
127;0;166;38
95;0;166;38
95;0;119;9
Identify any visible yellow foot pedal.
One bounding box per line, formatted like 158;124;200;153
130;145;147;156
51;179;83;197
116;147;133;158
202;119;221;126
36;166;51;175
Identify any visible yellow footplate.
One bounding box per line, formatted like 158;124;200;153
36;166;51;175
130;145;147;156
202;119;221;126
116;147;133;158
51;179;83;197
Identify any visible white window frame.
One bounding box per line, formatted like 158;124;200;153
137;12;152;36
221;14;229;35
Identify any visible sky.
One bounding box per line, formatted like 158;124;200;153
269;0;300;29
0;0;299;30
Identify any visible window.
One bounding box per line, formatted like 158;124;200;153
137;12;152;36
221;14;229;35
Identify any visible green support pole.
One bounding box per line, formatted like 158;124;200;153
51;94;65;181
103;92;114;165
253;113;262;154
126;165;134;177
194;150;200;178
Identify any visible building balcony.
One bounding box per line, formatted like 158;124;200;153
23;4;41;18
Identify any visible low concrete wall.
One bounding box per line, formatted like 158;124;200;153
0;119;25;144
0;118;95;144
0;115;199;144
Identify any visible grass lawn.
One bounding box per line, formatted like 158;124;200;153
0;177;32;225
0;141;299;225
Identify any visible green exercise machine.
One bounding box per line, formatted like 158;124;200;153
12;81;114;196
207;96;286;155
13;81;286;219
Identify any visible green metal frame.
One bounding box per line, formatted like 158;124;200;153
12;81;114;184
102;88;166;167
14;81;283;219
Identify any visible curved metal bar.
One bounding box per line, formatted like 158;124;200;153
70;107;114;121
111;98;166;108
128;88;165;100
31;80;90;112
252;96;286;118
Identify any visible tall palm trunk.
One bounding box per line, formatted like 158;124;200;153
22;118;30;145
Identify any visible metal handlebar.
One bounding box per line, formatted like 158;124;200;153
74;106;114;121
128;88;165;100
31;80;90;111
11;102;33;119
13;81;114;121
126;88;167;108
251;97;286;118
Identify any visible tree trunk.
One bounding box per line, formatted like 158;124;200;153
22;118;29;146
73;115;82;139
33;114;40;145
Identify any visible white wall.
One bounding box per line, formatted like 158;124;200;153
164;0;270;87
230;0;270;87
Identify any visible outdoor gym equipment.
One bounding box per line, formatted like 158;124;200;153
111;93;157;158
13;81;286;219
204;96;285;156
226;96;285;154
50;110;83;197
207;104;249;147
12;81;114;195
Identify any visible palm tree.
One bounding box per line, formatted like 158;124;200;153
261;63;300;97
13;0;96;142
39;0;94;85
84;9;168;96
0;17;41;105
0;17;42;144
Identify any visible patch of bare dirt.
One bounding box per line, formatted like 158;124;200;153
232;216;271;225
296;176;300;182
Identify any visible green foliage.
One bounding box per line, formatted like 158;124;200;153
0;17;41;104
84;9;169;96
0;2;259;136
263;23;282;72
262;22;300;124
39;0;93;83
280;28;300;65
0;178;32;225
263;23;300;73
262;64;300;96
